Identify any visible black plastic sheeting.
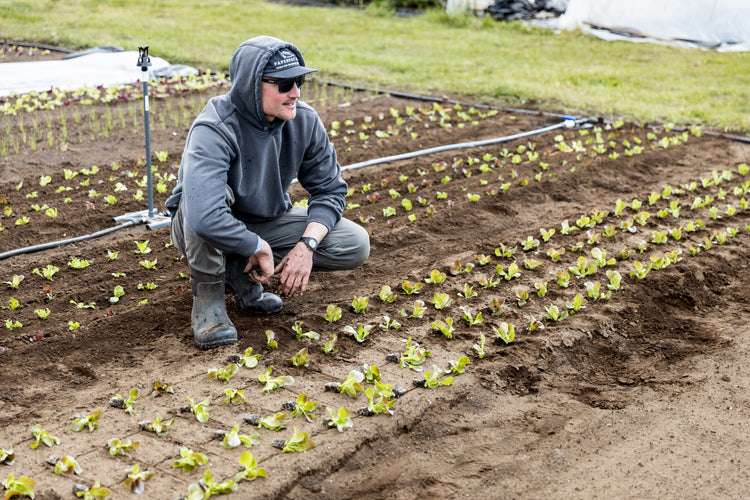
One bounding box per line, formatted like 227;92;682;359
485;0;566;21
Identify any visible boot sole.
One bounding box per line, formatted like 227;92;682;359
196;336;237;350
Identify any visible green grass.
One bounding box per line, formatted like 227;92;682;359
2;0;749;130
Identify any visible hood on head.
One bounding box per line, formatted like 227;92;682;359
229;36;310;127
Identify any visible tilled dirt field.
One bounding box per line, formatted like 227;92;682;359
1;48;750;499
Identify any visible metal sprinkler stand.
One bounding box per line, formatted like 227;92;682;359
114;45;171;230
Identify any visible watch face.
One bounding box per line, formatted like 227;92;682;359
302;237;318;251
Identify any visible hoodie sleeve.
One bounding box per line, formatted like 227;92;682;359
296;113;348;231
180;122;260;257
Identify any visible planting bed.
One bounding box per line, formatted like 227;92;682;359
2;48;750;499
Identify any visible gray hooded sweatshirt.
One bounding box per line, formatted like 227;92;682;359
165;36;347;258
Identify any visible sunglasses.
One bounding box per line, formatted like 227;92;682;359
261;75;306;93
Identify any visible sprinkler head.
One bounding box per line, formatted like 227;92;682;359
137;45;152;71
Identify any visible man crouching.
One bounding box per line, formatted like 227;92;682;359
166;36;370;349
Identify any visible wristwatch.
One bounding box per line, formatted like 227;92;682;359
299;236;319;252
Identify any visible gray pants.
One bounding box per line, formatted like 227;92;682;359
171;201;370;276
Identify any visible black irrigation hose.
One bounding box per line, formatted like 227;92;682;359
1;40;74;53
0;220;141;261
324;80;579;121
339;120;578;174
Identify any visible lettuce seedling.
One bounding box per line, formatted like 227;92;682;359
4;275;24;289
0;447;15;466
479;275;500;289
448;355;471;375
207;363;239;384
545;304;567;322
361;387;395;416
289;347;309;367
378;285;398;303
185;470;237;498
109;285;125;304
416;365;454;389
493;322;516;344
30;424;60;449
651;230;668;244
460;306;483;326
125;464;155;494
584;281;611;300
399;279;425;297
430;318;455;339
277;428;315;453
540;227;556;242
473;333;487;359
4;319;22;331
324;305;342;323
70;299;96;309
133;240;151;254
185;397;211;423
450;260;475;276
284;394;318;422
73;480;111;499
488;296;505;317
71;410;102;432
630;261;651;280
258;367;294;394
514;287;530;307
2;474;35;498
606;270;622;291
566;294;587;313
265;330;278;349
378;315;401;330
322;333;339;354
351;295;369;314
337;370;365;397
459;283;477;299
53;455;83;476
343;323;373;343
172;447;208;474
591;248;615;268
32;265;59;281
223;389;246;405
523;259;542;270
399;337;431;370
568;256;597;278
497;262;521;281
292;321;320;340
139;259;157;269
229;347;261;369
521;236;540;251
325;408;353;433
534;281;548;298
234;452;267;483
424;269;447;284
431;292;453;310
401;299;427;319
68;257;90;269
222;424;261;449
139;414;174;436
107;437;139;458
110;387;139;415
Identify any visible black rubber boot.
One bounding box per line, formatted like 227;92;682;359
224;254;283;315
190;270;238;350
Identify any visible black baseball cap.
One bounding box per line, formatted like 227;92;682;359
263;48;318;79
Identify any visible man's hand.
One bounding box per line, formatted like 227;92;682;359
274;242;314;297
243;239;274;283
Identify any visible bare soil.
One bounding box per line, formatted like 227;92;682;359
1;49;750;499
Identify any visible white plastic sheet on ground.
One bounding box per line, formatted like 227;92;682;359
0;51;172;97
558;0;750;51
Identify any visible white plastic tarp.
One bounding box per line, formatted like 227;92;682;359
0;51;172;97
558;0;750;51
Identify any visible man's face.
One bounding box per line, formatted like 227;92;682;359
261;80;301;123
